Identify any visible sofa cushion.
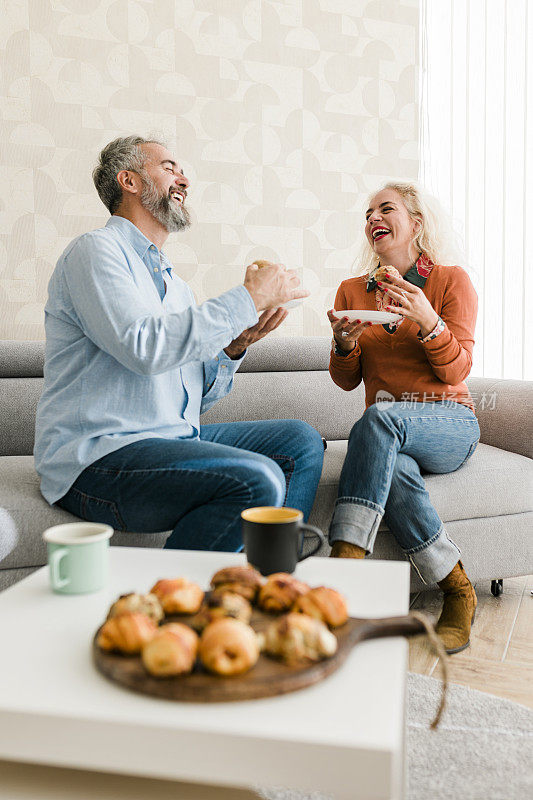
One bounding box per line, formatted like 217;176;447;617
0;456;168;569
308;441;533;538
3;440;532;572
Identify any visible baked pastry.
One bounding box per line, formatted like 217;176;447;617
199;618;260;676
97;612;157;654
257;573;310;613
150;578;204;615
210;566;263;603
253;259;275;269
372;265;403;317
142;623;199;677
373;265;401;284
293;586;348;628
191;591;252;632
106;592;164;623
262;612;337;665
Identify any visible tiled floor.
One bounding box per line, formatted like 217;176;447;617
409;574;533;709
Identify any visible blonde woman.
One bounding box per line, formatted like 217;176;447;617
327;182;479;655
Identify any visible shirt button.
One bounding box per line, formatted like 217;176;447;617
154;267;159;273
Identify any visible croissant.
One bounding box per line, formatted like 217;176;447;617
210;565;263;603
293;586;348;628
97;612;157;654
142;623;199;677
257;573;310;613
263;612;337;665
199;618;260;676
150;578;204;615
191;591;252;632
106;592;164;623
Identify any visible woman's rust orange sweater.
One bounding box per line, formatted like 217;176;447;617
329;265;477;411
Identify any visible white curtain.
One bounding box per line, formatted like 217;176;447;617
419;0;533;379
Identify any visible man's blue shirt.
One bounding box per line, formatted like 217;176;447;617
34;215;259;504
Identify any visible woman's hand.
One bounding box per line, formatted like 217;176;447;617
377;271;439;337
327;309;372;352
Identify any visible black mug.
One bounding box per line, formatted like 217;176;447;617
241;506;326;576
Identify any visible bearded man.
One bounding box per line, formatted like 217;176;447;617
34;135;324;551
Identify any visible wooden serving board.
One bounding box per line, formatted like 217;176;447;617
93;609;426;703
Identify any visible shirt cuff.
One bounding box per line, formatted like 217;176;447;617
219;285;259;339
418;316;445;343
218;347;246;367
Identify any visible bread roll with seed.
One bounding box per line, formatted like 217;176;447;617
263;612;337;665
107;592;164;623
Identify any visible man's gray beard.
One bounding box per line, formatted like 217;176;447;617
140;174;191;233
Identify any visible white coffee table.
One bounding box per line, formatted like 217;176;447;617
0;548;410;800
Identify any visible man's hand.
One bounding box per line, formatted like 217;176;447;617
244;262;309;311
223;307;288;359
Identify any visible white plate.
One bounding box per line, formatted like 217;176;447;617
332;309;402;324
282;298;304;310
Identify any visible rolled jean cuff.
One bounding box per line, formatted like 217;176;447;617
329;497;384;553
406;526;461;585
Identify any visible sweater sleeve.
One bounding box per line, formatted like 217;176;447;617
328;282;363;391
421;266;477;385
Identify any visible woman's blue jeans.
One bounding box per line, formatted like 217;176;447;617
57;419;324;552
329;401;480;584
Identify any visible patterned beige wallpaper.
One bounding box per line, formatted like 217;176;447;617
0;0;419;341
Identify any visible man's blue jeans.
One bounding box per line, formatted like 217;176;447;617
57;420;324;552
329;401;480;584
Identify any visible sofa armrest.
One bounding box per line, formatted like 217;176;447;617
467;377;533;459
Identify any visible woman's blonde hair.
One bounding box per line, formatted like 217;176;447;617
354;181;465;277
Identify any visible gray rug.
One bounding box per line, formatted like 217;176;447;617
257;673;533;800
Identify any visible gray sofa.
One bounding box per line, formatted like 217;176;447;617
1;337;532;593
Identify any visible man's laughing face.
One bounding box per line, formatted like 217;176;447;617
139;143;191;233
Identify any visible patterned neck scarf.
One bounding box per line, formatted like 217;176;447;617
366;253;434;333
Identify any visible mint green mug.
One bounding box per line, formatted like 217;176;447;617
43;523;113;595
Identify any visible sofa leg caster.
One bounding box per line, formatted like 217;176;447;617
491;579;503;597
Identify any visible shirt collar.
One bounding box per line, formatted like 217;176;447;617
366;253;434;292
106;216;172;276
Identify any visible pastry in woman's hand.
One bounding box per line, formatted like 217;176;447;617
142;623;199;677
106;592;164;623
293;586;348;628
191;591;252;632
210;565;263;603
199;618;261;676
257;573;310;613
150;578;204;615
373;265;401;283
263;612;337;665
97;612;157;654
372;265;403;313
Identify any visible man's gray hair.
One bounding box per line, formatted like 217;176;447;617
92;135;165;214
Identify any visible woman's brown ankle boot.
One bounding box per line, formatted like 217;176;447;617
436;560;477;654
329;541;366;559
